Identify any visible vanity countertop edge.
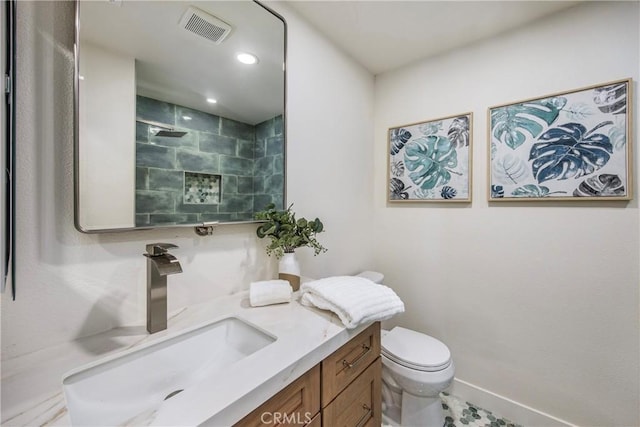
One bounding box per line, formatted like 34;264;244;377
0;290;372;426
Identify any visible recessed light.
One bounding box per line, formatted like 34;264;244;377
182;115;192;121
237;52;258;65
79;75;85;80
206;98;217;104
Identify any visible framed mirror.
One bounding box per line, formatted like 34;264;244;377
74;0;286;233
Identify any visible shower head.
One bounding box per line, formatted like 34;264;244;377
153;129;188;138
136;118;189;138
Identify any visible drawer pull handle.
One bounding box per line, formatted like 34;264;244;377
355;404;372;427
342;344;371;369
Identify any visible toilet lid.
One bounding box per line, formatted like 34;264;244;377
382;327;451;372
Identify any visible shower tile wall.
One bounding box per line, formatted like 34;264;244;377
255;116;284;212
135;96;284;226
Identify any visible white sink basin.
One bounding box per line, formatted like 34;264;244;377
62;316;276;426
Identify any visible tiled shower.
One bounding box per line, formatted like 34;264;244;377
135;95;284;226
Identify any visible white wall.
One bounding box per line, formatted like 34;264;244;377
78;42;136;230
373;2;639;426
1;1;374;360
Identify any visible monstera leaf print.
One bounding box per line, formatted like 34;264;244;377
447;116;470;148
390;128;412;155
493;153;528;185
573;174;625;197
491;97;567;150
390;160;405;177
419;121;442;136
440;186;457;199
511;184;564;198
404;136;457;190
608;115;627;150
414;188;435;199
491;185;504;198
530;121;613;183
563;102;595;121
593;83;627;115
389;178;411;200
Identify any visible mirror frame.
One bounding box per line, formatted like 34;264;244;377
73;0;287;234
2;0;16;298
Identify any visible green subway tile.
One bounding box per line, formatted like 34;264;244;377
176;150;219;173
135;214;150;227
221;117;254;141
136;167;149;190
238;176;254;194
176;106;220;133
148;169;183;192
199;133;237;156
223;175;238;194
253;176;265;193
266;135;284;156
255;119;274;141
219;195;253;213
136;190;176;214
220;156;253;175
237;139;254;159
136;143;175;169
254;156;273;176
137;96;175;126
200;213;234;222
136;122;149;143
149;213;199;226
274;154;284;174
254;139;267;158
265;174;284;194
274;115;283;136
254;195;276;212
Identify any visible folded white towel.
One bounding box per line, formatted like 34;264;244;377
249;280;293;307
300;276;404;329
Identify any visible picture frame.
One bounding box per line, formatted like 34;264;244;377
488;78;633;201
388;112;473;202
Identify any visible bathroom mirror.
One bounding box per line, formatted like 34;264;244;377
74;0;286;233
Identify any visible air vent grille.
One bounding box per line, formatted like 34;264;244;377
179;6;232;45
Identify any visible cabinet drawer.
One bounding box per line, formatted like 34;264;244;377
321;322;380;405
322;357;381;427
235;364;320;427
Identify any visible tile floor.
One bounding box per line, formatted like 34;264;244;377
384;392;523;427
441;392;523;427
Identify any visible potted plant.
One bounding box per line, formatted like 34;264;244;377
254;203;327;290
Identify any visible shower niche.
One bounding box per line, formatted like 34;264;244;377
74;1;286;232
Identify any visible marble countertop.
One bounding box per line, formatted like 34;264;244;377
1;291;369;426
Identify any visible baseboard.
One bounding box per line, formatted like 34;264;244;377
449;378;576;427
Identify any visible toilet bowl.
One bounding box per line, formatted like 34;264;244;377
354;271;454;426
381;327;455;427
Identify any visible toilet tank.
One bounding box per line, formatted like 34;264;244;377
356;271;385;284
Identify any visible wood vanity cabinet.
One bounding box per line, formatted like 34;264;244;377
234;364;321;427
235;322;381;427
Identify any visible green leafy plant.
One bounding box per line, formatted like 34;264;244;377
254;203;327;259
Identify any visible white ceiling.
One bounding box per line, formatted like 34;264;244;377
285;1;581;75
79;1;285;125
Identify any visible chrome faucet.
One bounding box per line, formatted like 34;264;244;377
144;243;182;334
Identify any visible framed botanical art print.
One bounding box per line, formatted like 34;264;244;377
388;112;472;202
488;78;632;201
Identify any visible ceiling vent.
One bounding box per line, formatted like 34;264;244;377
179;6;232;45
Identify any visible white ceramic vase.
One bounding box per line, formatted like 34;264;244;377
278;251;301;291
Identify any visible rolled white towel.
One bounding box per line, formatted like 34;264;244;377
300;276;404;329
249;280;293;307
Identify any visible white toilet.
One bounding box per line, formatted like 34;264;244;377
381;327;455;426
356;271;455;427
